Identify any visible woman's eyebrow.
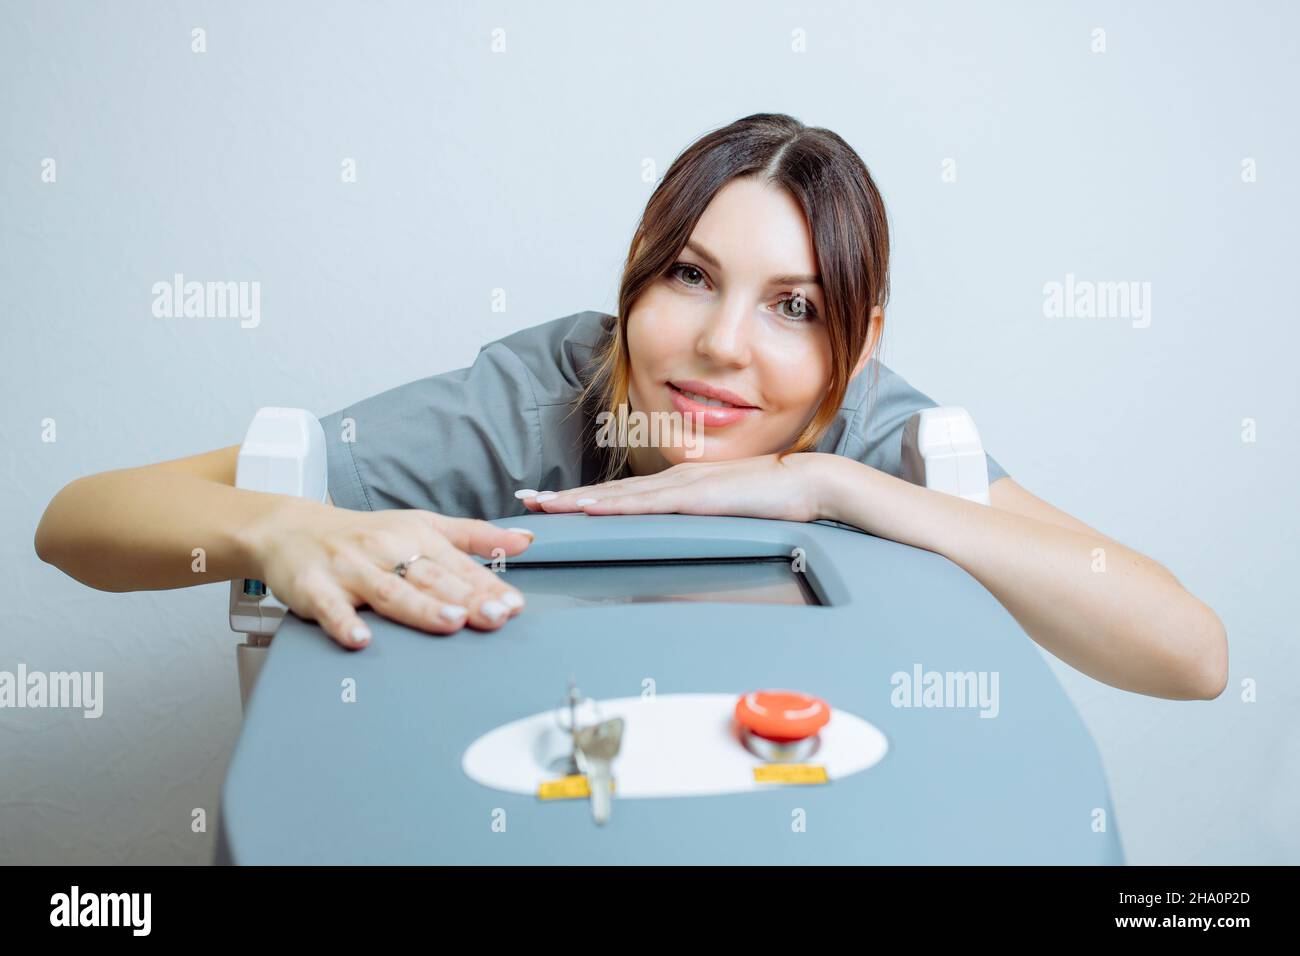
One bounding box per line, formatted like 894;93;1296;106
684;240;821;287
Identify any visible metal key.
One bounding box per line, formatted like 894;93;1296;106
574;717;624;825
553;678;595;777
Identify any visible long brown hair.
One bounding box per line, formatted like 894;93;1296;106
577;112;891;482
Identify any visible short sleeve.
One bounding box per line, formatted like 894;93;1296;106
837;360;1010;486
317;343;543;519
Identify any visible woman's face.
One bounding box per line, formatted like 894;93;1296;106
625;175;860;473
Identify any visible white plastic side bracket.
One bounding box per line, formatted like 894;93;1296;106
228;407;328;637
900;406;990;506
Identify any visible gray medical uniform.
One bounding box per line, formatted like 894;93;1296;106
318;310;1010;518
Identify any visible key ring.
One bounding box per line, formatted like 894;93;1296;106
392;553;429;578
555;679;603;734
549;678;602;776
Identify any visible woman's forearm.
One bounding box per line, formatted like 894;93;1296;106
34;466;306;592
817;456;1228;700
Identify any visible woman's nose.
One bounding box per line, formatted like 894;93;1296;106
696;302;752;367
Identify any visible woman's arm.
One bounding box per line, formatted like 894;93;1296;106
33;445;535;644
819;457;1229;701
523;453;1228;701
35;444;278;591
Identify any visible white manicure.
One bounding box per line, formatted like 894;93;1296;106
500;591;524;609
513;489;538;499
351;625;371;644
440;604;468;621
534;492;558;502
481;600;507;621
504;527;535;539
575;498;598;506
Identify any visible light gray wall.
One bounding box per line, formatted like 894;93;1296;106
2;0;1295;864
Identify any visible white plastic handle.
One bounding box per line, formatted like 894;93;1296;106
228;407;328;636
900;406;990;506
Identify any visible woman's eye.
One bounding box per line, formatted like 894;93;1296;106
670;263;707;288
777;295;818;321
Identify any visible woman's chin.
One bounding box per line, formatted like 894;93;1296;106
659;440;741;466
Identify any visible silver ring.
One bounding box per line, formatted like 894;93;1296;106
392;553;429;578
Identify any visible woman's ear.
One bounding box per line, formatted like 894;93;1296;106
852;306;884;377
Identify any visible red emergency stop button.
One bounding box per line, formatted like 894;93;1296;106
735;689;830;741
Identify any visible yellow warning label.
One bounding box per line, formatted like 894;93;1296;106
537;774;617;800
753;764;829;785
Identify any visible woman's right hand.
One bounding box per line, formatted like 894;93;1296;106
240;499;535;649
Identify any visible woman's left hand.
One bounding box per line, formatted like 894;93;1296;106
516;452;837;523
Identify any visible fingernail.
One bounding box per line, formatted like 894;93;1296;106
481;599;507;622
351;624;371;645
504;526;535;540
440;604;468;621
513;489;538;499
500;591;524;610
575;498;598;506
534;492;557;503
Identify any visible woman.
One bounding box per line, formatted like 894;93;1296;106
34;113;1227;700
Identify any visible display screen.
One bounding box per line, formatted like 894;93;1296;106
499;557;820;609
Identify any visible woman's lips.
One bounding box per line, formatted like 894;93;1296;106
666;382;758;427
